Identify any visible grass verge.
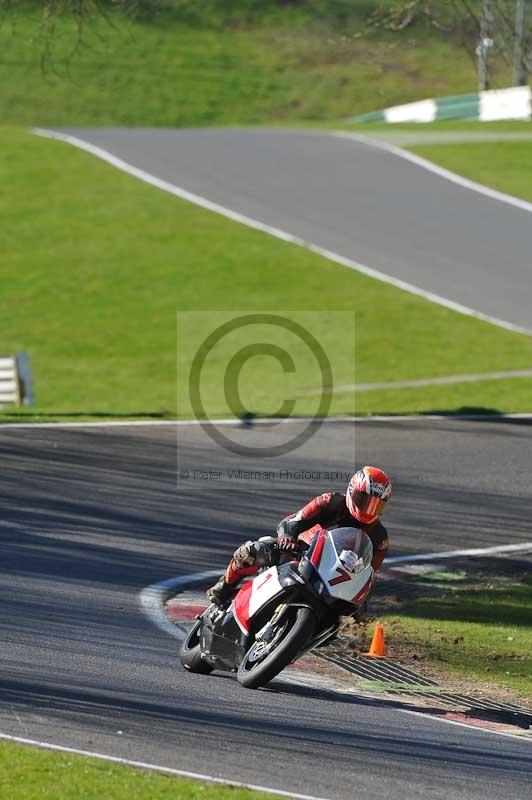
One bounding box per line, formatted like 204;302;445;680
0;739;279;800
378;573;532;700
0;4;500;127
410;140;532;204
1;126;532;422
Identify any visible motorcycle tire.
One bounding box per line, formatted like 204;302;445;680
179;619;214;674
237;606;315;689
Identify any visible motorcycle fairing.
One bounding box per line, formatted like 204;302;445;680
198;564;302;670
233;567;283;634
182;527;377;683
232;564;301;635
309;529;374;604
200;605;247;670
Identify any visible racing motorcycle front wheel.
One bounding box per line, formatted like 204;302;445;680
237;606;315;689
179;618;214;674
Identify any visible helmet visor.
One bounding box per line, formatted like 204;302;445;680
351;491;388;519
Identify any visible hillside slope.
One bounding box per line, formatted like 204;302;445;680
0;2;496;127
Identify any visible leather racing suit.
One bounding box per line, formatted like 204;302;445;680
222;491;389;588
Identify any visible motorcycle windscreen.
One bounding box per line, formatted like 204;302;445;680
329;527;373;567
317;527;374;603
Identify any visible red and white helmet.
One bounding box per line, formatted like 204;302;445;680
346;466;392;525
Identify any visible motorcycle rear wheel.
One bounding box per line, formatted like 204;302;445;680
237;606;315;689
179;619;214;674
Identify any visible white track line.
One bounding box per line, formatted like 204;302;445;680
0;416;364;430
31;127;532;338
303;368;532;394
142;542;532;643
387;541;532;564
143;568;532;747
3;413;532;429
332;129;532;218
139;571;221;641
361;131;532;146
0;733;331;800
1;417;362;430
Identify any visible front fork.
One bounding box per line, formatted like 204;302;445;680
254;602;293;644
255;602;338;657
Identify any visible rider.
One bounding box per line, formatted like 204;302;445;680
207;466;392;606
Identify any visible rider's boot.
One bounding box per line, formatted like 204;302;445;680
206;558;260;606
206;576;235;606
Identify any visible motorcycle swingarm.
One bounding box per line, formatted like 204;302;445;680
299;623;339;658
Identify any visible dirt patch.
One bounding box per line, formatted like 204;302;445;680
343;622;530;708
330;558;532;710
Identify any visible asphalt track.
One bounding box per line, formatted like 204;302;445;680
56;127;532;331
2;421;532;800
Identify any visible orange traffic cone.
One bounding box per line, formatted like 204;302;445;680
363;624;387;658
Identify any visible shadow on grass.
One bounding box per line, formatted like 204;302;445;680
424;405;502;416
423;406;532;425
398;580;532;628
0;411;175;422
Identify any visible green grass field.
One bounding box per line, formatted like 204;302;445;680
410;140;532;203
0;739;278;800
380;574;532;698
1;125;532;422
0;2;506;128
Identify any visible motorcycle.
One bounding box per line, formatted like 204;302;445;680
179;526;374;689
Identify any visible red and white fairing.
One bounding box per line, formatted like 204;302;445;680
310;528;374;604
232;527;373;634
232;568;285;635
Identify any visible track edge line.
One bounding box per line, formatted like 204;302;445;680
0;733;332;800
31;127;532;338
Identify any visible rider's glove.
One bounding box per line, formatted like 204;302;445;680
277;536;299;553
276;519;290;537
233;541;257;566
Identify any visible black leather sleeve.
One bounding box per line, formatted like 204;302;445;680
277;517;307;539
277;493;335;540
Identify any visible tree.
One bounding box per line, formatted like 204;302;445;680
370;1;532;88
0;1;147;71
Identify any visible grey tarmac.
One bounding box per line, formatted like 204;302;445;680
1;421;532;800
55;127;532;331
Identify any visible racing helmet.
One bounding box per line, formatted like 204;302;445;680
346;466;392;525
